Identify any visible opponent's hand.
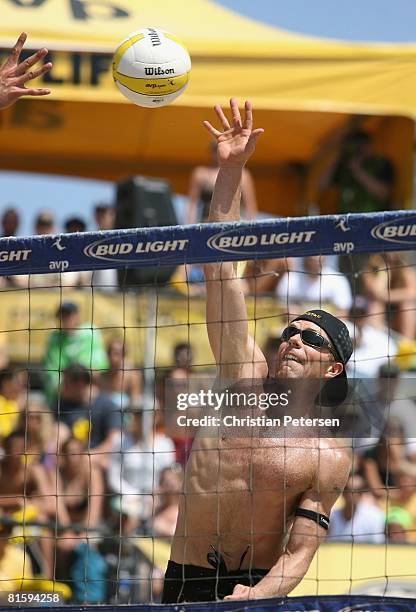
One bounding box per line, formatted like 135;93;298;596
0;32;52;110
203;98;264;168
223;584;258;601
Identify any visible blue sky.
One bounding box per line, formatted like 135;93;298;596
218;0;416;43
2;0;416;236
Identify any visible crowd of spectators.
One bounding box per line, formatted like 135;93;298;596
0;318;187;601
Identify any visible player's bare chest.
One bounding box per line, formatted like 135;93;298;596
188;436;316;493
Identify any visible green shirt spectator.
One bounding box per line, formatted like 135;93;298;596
43;302;108;401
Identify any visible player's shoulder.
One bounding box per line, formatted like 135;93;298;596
316;438;351;485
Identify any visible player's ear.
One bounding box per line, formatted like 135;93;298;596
324;361;344;379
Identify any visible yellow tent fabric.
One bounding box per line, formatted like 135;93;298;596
0;0;414;214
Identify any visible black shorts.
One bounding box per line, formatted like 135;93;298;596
162;560;268;603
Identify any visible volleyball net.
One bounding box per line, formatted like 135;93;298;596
0;210;415;609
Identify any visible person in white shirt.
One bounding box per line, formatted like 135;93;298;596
107;406;176;534
91;204;119;291
276;255;352;317
328;474;385;543
346;297;397;378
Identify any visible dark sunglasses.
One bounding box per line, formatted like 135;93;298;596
281;325;336;357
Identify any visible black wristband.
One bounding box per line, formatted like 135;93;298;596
295;507;330;531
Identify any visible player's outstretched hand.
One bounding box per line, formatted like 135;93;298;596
203;98;264;168
0;32;52;110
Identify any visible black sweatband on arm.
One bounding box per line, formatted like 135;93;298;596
295;508;330;531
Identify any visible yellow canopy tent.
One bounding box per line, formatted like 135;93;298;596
0;0;414;214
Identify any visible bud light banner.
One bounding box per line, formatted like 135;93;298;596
0;210;415;276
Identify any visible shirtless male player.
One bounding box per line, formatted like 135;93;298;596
163;99;353;603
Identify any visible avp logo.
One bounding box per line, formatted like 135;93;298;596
371;215;416;244
333;241;354;254
49;260;69;271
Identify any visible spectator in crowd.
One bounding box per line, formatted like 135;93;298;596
17;398;59;470
56;436;104;530
386;507;412;543
43;301;108;401
169;342;193;381
34;210;56;235
108;405;175;535
1;207;19;237
318;129;395;215
64;217;87;233
377;364;416;461
0;369;21;439
328;474;385;543
186;140;257;223
153;465;183;538
347;297;397;378
61;217;92;287
164;342;195;465
385;472;416;542
98;339;142;408
361;418;409;499
53;364;121;468
91;204;118;292
276;255;352;317
60;217;92;286
0;431;55;576
94;203;115;231
54;439;106;603
361;252;416;340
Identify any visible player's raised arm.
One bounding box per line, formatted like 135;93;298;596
203;99;266;380
0;32;52;110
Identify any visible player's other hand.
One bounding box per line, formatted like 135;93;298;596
0;32;52;110
223;584;258;601
203;98;264;168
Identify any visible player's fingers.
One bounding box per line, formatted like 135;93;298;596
15;62;52;84
203;120;221;138
230;97;242;128
244;100;253;131
214;104;231;131
14;48;48;76
23;87;52;97
2;32;27;70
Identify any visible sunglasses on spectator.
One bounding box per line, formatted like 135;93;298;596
281;326;336;358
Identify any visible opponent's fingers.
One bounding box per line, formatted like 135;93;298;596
230;97;242;128
244;100;253;131
203;120;221;138
22;87;52;97
2;33;27;71
14;48;49;77
15;62;52;85
214;104;231;131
